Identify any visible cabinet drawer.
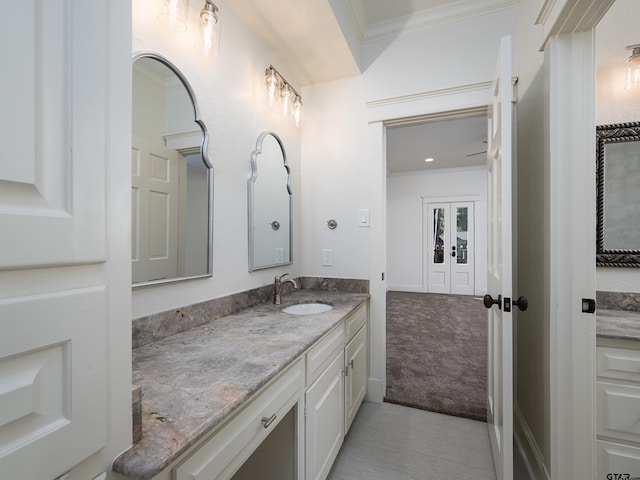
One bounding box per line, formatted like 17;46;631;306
597;347;640;383
174;358;304;480
597;440;640;479
306;324;345;387
345;303;367;343
597;382;640;444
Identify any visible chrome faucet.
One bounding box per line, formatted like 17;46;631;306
274;273;298;305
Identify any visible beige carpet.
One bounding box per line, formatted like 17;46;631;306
385;291;487;421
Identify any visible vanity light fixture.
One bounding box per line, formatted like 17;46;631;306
625;44;640;90
158;0;189;32
196;0;221;57
265;65;303;127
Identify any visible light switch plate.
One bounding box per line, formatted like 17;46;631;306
322;249;333;266
358;209;370;227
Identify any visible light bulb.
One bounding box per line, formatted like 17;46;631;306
281;84;292;117
158;0;189;32
266;69;278;105
293;96;302;127
195;1;220;57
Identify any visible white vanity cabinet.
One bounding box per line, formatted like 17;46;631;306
171;358;305;480
596;339;640;478
305;303;368;480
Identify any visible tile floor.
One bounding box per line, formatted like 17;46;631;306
327;402;532;480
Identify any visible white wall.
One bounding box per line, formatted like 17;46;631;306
595;0;640;293
301;8;516;279
301;6;515;403
386;167;487;294
132;0;302;318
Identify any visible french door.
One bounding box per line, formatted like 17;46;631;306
425;201;475;295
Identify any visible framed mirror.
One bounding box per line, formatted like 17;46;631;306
131;53;213;285
596;121;640;267
248;132;292;271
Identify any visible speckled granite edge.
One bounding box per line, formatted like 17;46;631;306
597;291;640;312
132;277;369;348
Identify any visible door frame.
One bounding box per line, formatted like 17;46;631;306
367;2;612;479
368;100;491;403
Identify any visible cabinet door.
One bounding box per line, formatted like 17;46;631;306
305;350;344;480
345;325;367;433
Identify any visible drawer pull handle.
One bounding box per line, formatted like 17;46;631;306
261;414;277;429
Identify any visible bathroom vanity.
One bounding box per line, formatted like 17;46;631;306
595;307;640;477
112;289;369;480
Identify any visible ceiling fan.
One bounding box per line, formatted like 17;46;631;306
466;140;487;157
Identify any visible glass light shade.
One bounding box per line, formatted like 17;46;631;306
158;0;189;32
195;5;221;57
281;84;292;117
293;96;302;127
266;69;279;105
625;61;640;90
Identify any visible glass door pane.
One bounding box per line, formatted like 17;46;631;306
433;207;445;264
456;206;468;264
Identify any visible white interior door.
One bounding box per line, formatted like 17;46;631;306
0;1;117;478
426;201;475;295
485;35;514;480
132;134;182;283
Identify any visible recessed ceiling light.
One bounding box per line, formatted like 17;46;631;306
425;157;434;162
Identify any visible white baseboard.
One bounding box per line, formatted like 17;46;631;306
514;405;550;480
386;284;424;293
366;378;385;403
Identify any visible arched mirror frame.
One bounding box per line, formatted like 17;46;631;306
247;131;293;272
132;51;214;287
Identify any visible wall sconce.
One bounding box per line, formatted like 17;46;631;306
196;0;221;57
158;0;189;32
625;44;640;90
265;65;303;127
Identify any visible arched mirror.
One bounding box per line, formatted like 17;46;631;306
248;132;292;271
131;53;213;285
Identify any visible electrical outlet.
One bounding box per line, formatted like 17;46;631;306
322;249;333;266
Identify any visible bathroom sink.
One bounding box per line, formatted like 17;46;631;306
282;303;333;315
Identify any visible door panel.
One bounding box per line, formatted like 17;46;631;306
486;35;514;480
0;0;106;270
0;1;111;478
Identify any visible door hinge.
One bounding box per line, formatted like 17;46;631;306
582;298;596;314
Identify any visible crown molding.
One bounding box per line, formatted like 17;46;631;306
362;0;516;44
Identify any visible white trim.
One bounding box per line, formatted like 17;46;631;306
535;0;615;50
361;0;516;44
514;405;551;480
367;82;492;110
164;130;202;152
366;82;495;125
547;30;596;480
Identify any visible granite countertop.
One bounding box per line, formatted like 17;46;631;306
596;308;640;342
112;290;369;480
